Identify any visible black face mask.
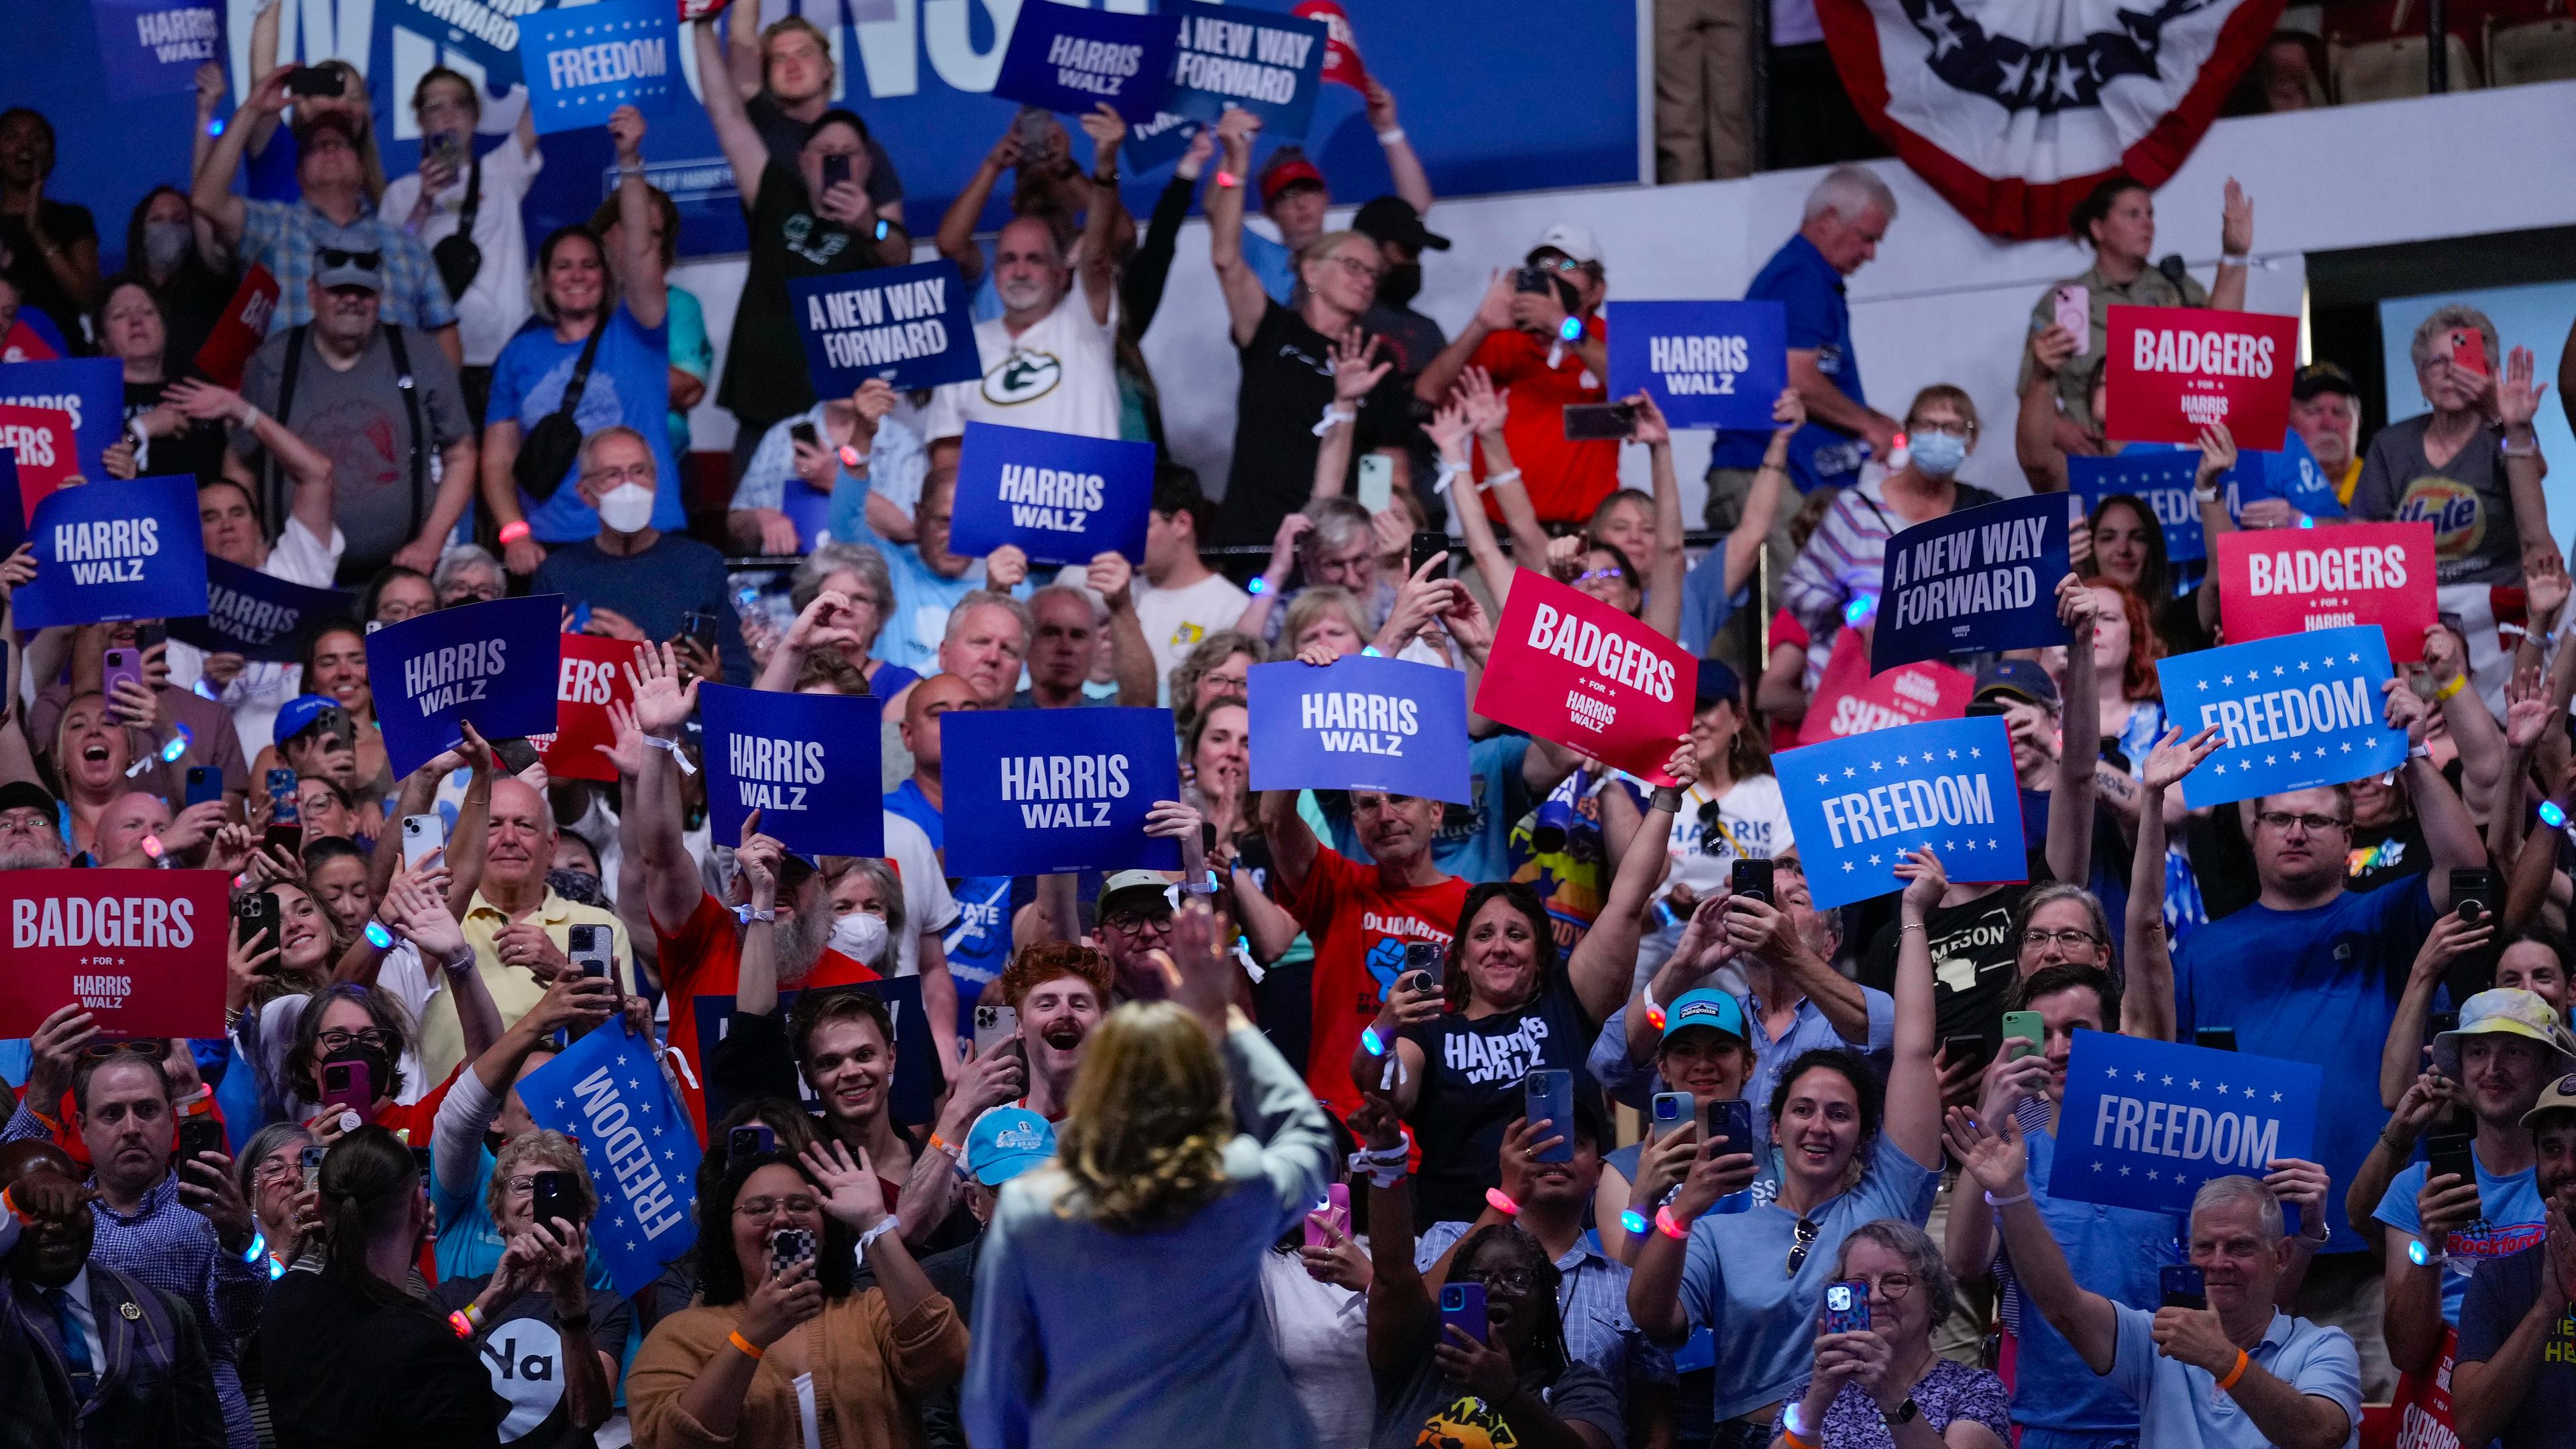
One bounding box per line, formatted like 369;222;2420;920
483;1129;507;1159
1378;260;1423;307
321;1041;397;1102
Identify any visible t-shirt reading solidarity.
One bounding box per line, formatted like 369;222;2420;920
1283;846;1467;1120
655;892;881;1132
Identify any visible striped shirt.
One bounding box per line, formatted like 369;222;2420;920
1779;475;1998;688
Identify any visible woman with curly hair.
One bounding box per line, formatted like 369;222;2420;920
963;902;1338;1448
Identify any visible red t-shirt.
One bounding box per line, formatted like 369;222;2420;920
657;892;879;1134
1766;606;1812;753
1283;847;1467;1122
1470;315;1617;526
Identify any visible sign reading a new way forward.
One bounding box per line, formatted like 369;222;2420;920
2151;624;2407;809
2053;1028;2321;1217
1870;494;2070;673
790;261;982;397
1775;714;2026;910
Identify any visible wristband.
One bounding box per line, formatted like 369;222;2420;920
1360;645;1384;658
1558;316;1584;343
497;521;532;545
927;1132;959;1158
1;1185;29;1226
1982;1189;2031;1208
1375;127;1406;145
1214;170;1240;189
2220;252;2251;267
1485;1187;1521;1218
1641;981;1666;1034
2215;1348;2249;1393
1782;1430;1819;1449
237;400;260;429
448;1309;476;1340
645;735;698;775
2410;743;2434;761
857;1217;898;1254
1650;785;1684;814
2434;674;2467;702
1432;460;1466;495
364;920;394;950
1350;1142;1410;1188
1480;467;1523;494
1245;576;1267;596
1654;1205;1692;1240
735;904;777;923
2193;484;2222;505
1312;402;1357;437
242;1230;267;1265
1360;1025;1388;1057
729;1330;765;1360
2502;436;2542;458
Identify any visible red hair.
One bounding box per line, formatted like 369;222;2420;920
2082;574;2165;702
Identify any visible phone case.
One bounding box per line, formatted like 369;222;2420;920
2054;285;2090;356
1439;1281;1488;1344
1824;1281;1872;1334
319;1059;372;1120
1651;1091;1692;1136
1525;1071;1575;1163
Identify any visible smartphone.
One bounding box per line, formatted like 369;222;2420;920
299;1143;325;1188
1400;941;1445;994
264;814;303;858
2451;867;2499;924
2194;1026;2239;1053
401;813;447;869
1562;402;1639;441
1407;529;1449;580
178;1114;225;1163
492;737;541;775
2000;1010;2045;1062
682;608;722;653
2159;1264;2208;1311
186;765;223;809
133;622;166;654
1943;1034;1992;1072
2428;1131;2479;1194
234;890;280;951
1525;1069;1575;1164
2428;1010;2461;1040
1703;1097;1754;1163
1356;453;1394;513
1823;1280;1872;1334
286;65;347;97
1731;857;1775;908
728;1123;777;1162
530;1170;572;1230
820;152;853;193
103;647;145;696
1303;1181;1351;1248
1013;105;1057;159
1512;266;1554;296
1650;1091;1693;1138
973;1001;1022;1055
2053;283;2090;356
1438;1280;1489;1344
2449;327;2489;378
319;1059;373;1122
767;1226;816;1277
567;923;612;981
426;130;468;172
266;768;300;823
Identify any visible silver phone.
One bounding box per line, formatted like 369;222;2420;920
1356;453;1394;512
401;813;447;869
973;1001;1020;1055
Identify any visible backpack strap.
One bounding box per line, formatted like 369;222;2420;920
381;325;429;543
268;325;309;543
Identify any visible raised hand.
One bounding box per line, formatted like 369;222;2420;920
1330;327;1391;405
1629;392;1671;447
1894;845;1948;916
1943;1104;2028;1194
605;105;647;166
1454;366;1506;435
2029;323;2078;372
2193;421;2237;486
2054;571;2098;635
2220;178;2253;256
800;1139;891;1233
1076;101;1126;162
2507;665;2555;750
2140;724;2222;792
1771;385;1807;436
623;642;699;738
2500;343;2550;431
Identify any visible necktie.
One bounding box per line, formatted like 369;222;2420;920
42;1286;97;1403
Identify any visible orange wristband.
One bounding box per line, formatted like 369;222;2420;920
2215;1348;2249;1393
729;1330;765;1360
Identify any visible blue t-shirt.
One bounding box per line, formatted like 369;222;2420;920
489;303;683;542
1240;229;1297;305
2173;875;2438;1254
2005;1115;2187;1439
1669;1131;1939;1421
2375;1155;2547;1326
1710;234;1866;492
1320;735;1531;885
885;779;1009;1021
432;1143;619;1291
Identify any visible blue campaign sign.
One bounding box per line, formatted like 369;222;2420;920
1245;655;1472;804
1604;301;1787;431
388;0;525;88
1168;4;1328;138
168;557;356;664
2227;433;2347;522
15;476;207;631
364;594;566;776
93;0;222;103
1774;714;2026;911
2052;1029;2321;1217
940;707;1182;877
790;260;982;397
0;358;121;484
993;4;1178;123
2068;450;2204;564
0;451;24;558
949;423;1155;567
700;684;885;860
519;1022;700;1298
2151;625;2405;810
1871;494;2070;673
516;0;678;136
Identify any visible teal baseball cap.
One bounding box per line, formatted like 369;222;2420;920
965;1107;1057;1186
1661;987;1748;1044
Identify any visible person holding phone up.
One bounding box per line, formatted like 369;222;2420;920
2351;307;2560;586
381;67;543;423
1773;1219;2012;1449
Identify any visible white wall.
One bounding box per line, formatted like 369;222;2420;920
673;77;2576;525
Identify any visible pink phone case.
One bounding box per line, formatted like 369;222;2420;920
2054;285;2089;356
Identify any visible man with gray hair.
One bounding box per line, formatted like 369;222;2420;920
1016;573;1153;710
0;781;68;871
433;543;506;608
1960;1117;2362;1449
533;425;751;683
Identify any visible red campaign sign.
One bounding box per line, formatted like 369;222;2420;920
1474;568;1691;781
1796;627;1974;745
191;266;281;390
0;404;77;517
2374;1330;2456;1449
2103;304;2297;451
0;869;231;1038
533;633;639;783
1;319;59;362
1293;0;1370;88
2216;521;2438;663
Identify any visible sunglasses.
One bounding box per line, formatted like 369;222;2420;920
1786;1217;1820;1275
316;247;382;271
80;1038;170;1063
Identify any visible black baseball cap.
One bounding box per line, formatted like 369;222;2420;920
1968;659;2059;712
0;780;58;820
1695;657;1743;706
2292;361;2359;403
1352;195;1450;254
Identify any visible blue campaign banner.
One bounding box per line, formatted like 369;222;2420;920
517;0;678;136
167;557;357;664
15;476;207;631
0;358;121;484
1244;655;1471;804
1774;714;2026;911
2052;1028;2321;1217
790;260;981;397
93;0;223;103
1604;301;1786;431
940;706;1181;877
519;1022;700;1299
364;594;566;776
2068;449;2203;564
2151;625;2405;810
694;975;940;1131
1871;494;2070;673
992;4;1177;123
1167;4;1328;138
700;683;885;859
949;423;1155;567
388;0;526;89
0;452;24;558
2227;433;2347;522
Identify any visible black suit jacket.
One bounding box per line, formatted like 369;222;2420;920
1;1265;225;1449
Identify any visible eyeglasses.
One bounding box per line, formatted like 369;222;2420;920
1527;256;1585;274
317;1028;391;1053
1857;1273;1916;1301
735;1194;819;1218
502;1175;561;1195
315;247;382;271
444;586;503;605
2019;928;2101;950
582;463;655;486
1322;253;1383;282
2255;810;2349;835
1571;568;1627;587
1907;418;1976;437
1102;908;1174;936
253;1158;305;1186
80;1038;170;1062
1458;1266;1536;1293
1787;1218;1820;1275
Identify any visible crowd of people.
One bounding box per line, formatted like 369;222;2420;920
2;9;2576;1449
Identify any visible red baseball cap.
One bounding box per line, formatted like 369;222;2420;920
1260;153;1326;207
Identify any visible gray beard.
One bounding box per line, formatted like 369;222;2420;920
0;843;66;871
775;903;835;985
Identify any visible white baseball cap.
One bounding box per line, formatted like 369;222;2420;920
1529;222;1601;266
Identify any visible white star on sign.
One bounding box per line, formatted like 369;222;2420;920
2163;1075;2174;1085
1817;773;1830;784
2134;1070;2147;1081
2221;674;2235;686
2091;1161;2104;1171
2213;763;2227;773
2190;1079;2202;1089
2349;652;2362;663
2106;1066;2119;1078
1945;839;1956;850
1970;747;1982;758
2119;1165;2132;1176
2198;680;2209;690
1988;838;2000;849
1896;753;1910;765
555;1098;566;1109
2217;1082;2229;1094
2244;1086;2257;1097
1843;861;1856;871
2341;742;2353;753
2265;755;2277;765
1868;854;1882;865
2298;660;2310;672
2147;1169;2161;1180
1844;767;1856;777
1947;749;1959;759
2289;749;2302;761
2271;1091;2283;1102
2273;665;2286;677
1870;760;1883;772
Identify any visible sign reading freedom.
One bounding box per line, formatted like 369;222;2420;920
2052;1028;2321;1217
2152;625;2408;808
1775;714;2025;910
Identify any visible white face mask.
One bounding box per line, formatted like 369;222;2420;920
597;482;655;534
829;909;890;967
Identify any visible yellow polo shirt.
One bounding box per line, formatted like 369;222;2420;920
413;888;637;1085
